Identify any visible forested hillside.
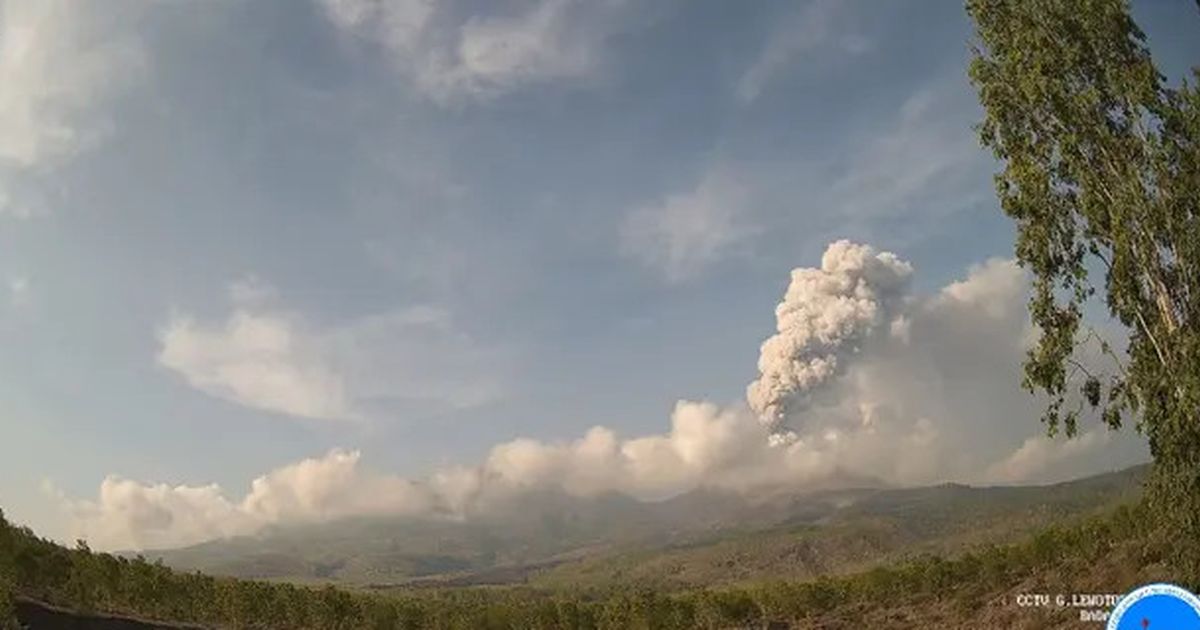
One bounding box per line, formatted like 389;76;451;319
0;466;1173;629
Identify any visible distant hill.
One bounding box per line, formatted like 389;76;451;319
147;464;1148;589
531;465;1148;590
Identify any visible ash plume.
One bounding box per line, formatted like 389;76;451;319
746;240;912;434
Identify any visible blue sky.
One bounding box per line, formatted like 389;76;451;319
0;0;1196;547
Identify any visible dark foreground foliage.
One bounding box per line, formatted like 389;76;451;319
967;0;1200;580
0;503;1160;629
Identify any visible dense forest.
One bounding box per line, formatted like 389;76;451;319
0;503;1165;629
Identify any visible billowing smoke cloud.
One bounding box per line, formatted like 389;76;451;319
64;450;446;551
747;240;912;434
58;406;805;550
58;242;1149;551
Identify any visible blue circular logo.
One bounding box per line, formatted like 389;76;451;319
1108;583;1200;630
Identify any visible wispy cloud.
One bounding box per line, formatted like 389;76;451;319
317;0;650;103
736;0;870;104
620;169;755;283
0;0;146;216
622;75;984;283
828;81;988;222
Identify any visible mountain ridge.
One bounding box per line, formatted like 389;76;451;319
143;463;1149;590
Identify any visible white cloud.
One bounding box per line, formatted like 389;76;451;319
934;257;1029;320
453;0;593;89
0;0;145;216
157;280;506;421
158;310;354;422
319;0;433;58
736;0;869;104
620;170;754;283
65;477;258;552
59;406;835;550
632;77;987;280
317;0;644;103
239;449;435;523
475;402;789;501
62;449;440;551
985;430;1112;484
69;243;1147;551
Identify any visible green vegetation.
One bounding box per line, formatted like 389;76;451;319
0;494;1172;629
967;0;1200;581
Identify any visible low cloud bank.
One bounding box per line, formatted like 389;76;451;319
61;241;1147;550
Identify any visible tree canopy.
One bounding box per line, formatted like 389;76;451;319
967;0;1200;578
